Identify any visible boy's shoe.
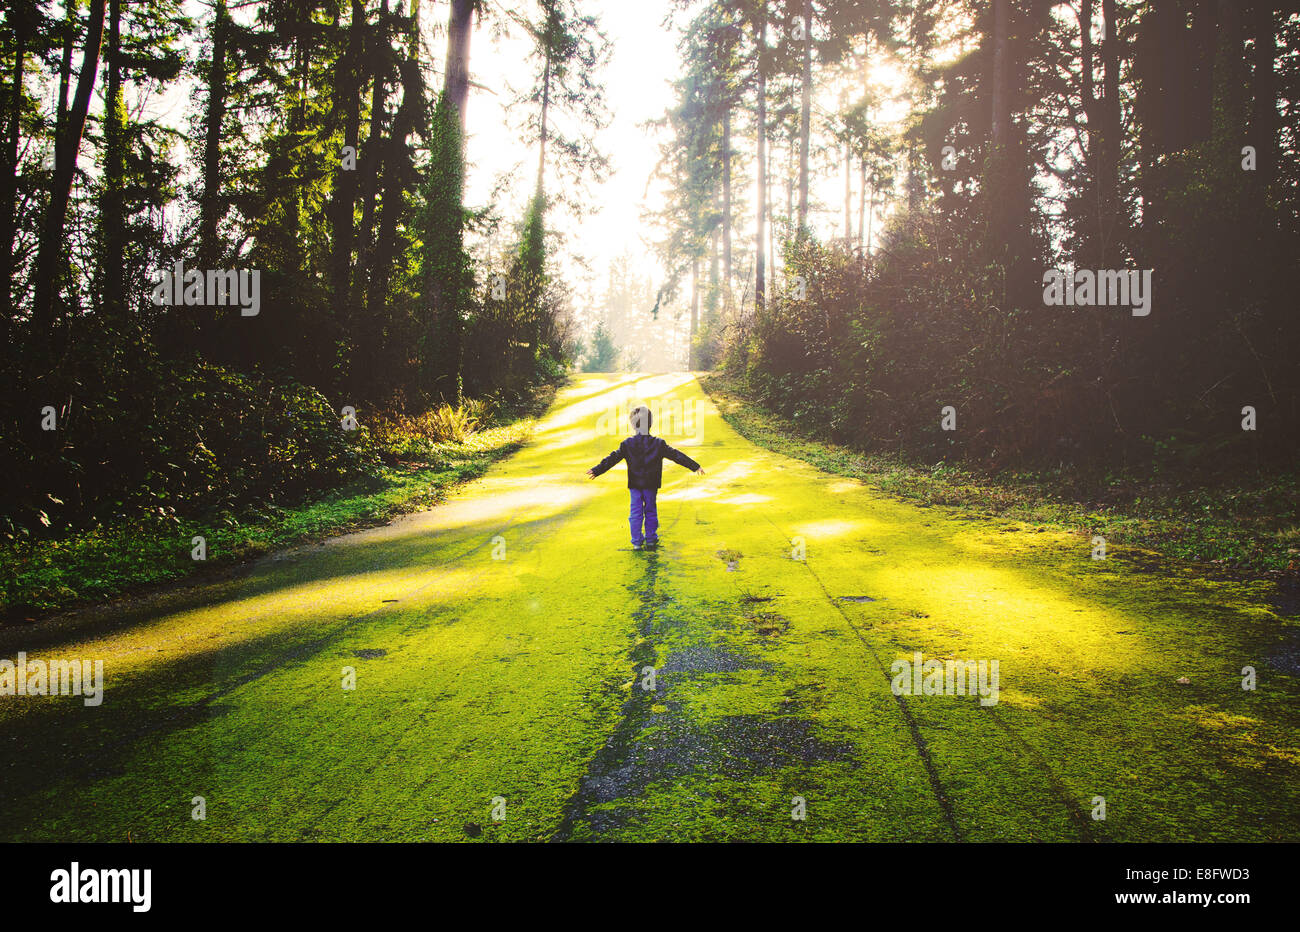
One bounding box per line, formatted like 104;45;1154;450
644;540;659;550
631;543;644;551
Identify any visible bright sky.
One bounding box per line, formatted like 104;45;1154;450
459;1;919;316
461;0;683;304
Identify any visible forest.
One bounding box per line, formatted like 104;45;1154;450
3;0;1299;615
655;0;1300;471
3;0;1300;854
0;0;611;609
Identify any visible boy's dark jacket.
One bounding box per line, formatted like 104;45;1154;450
591;434;701;489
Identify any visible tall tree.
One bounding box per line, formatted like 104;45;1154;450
519;0;610;205
419;0;480;400
444;0;476;130
796;0;813;230
32;0;105;335
990;0;1009;154
511;0;609;367
197;0;230;270
754;2;767;313
0;0;41;319
1096;0;1123;263
1250;0;1278;188
327;0;366;310
98;0;124;316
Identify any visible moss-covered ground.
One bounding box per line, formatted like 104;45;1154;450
701;374;1300;577
2;408;543;619
2;373;1297;841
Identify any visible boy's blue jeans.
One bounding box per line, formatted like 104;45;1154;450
629;488;659;545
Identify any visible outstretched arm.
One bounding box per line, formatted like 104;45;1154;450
662;441;703;475
586;443;625;479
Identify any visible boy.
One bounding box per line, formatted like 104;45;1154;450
586;405;705;550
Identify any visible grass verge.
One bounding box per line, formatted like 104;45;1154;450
1;386;554;621
701;374;1300;580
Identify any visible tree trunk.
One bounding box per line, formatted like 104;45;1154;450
280;25;308;275
444;0;475;131
866;183;874;253
858;31;869;250
858;155;866;248
689;255;699;369
100;0;125;317
0;0;31;318
1079;0;1104;263
785;136;793;226
1098;0;1122;263
759;150;769;295
431;0;476;401
33;0;106;333
536;48;551;197
709;225;719;322
907;131;920;211
354;0;390;310
198;0;229;269
1211;0;1249;156
1081;0;1098;126
796;0;812;230
367;55;422;334
990;0;1010;154
722;105;732;311
985;0;1020;272
843;138;851;246
1250;0;1277;187
328;0;364;308
55;4;76;137
754;8;767;314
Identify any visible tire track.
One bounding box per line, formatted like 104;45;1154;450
754;510;963;840
756;506;1100;842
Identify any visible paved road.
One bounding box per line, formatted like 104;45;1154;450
3;373;1297;841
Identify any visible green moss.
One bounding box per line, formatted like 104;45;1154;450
701;373;1300;577
2;373;1297;842
2;418;539;618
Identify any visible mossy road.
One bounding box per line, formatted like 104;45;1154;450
3;373;1297;841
